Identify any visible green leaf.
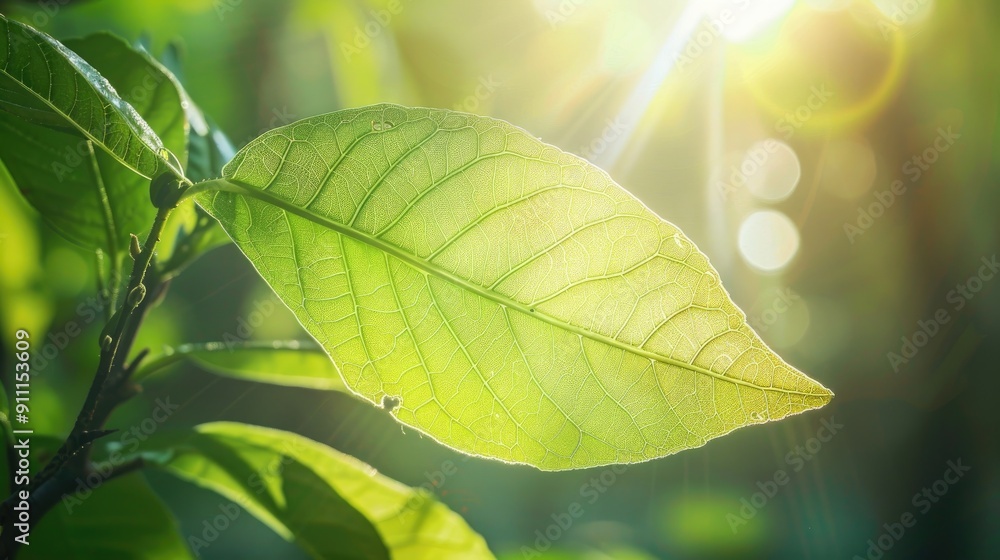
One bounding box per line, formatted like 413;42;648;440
0;32;187;257
63;33;188;170
136;340;349;391
197;104;833;470
142;422;493;559
22;474;193;560
0;16;180;179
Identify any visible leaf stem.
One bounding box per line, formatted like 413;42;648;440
133;340;322;382
177;177;240;200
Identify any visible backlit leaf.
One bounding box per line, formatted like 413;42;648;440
197;104;833;470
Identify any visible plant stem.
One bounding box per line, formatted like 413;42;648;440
0;203;174;558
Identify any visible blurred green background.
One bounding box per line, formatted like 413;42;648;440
1;0;998;558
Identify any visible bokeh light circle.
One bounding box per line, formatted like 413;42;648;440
738;211;800;272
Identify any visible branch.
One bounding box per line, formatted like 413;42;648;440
0;195;178;557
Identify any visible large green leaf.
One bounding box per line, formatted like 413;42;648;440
0;33;187;256
142;422;493;559
22;474;193;560
197;104;833;470
0;15;180;179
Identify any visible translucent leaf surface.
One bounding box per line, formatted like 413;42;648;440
198;104;833;470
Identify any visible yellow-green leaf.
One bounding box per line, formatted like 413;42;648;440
197;104;833;471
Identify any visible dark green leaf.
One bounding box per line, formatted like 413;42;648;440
0;32;187;257
22;474;193;559
0;15;180;178
141;423;493;559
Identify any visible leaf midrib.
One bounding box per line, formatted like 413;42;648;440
207;178;827;399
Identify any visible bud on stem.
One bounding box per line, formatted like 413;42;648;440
149;172;187;209
129;233;142;260
127;284;147;309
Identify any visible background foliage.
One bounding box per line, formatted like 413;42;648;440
0;0;997;558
